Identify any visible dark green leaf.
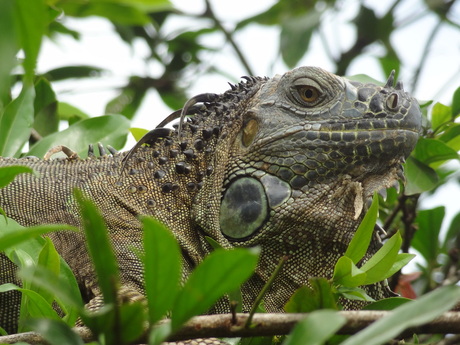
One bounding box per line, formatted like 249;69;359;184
412;206;445;263
283;310;346;345
360;232;402;285
0;85;35;157
32;238;61;305
443;211;460;250
404;156;439;195
345;194;378;264
43;65;105;81
119;302;146;344
413;137;458;166
336;286;374;302
57;102;89;122
341;285;460;345
26;319;84;345
333;256;366;287
0;223;77;252
0;0;18;105
33;77;58;138
285;278;337;313
15;0;47;82
171;248;258;330
0;165;34;188
27;115;130;158
74;190;119;305
452;86;460;118
363;297;412;310
280;11;320;68
142;217;181;324
431;102;452;132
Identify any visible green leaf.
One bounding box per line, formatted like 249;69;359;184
171;248;258;330
413;137;459;166
26;318;84;345
57;102;90;121
443;211;460;250
412;206;445;263
283;310;346;345
280;11;320;68
360;232;402;285
333;256;366;287
404;156;439;195
33;77;58;138
345;194;379;264
336;286;374;302
44;65;105;81
0;85;35;157
0;223;77;252
284;278;337;313
431;102;452;132
0;165;34;188
119;302;146;344
341;285;460;345
452;86;460;118
363;297;412;310
0;0;18;106
0;283;61;322
74;189;119;305
130;127;149;142
27;115;130;158
385;253;415;278
142;217;181;324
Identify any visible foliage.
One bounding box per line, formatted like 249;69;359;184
0;0;460;344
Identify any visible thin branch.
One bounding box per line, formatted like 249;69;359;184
203;0;255;76
2;311;460;344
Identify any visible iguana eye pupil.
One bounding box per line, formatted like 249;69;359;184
298;86;319;103
219;177;268;240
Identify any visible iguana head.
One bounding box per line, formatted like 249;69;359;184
187;66;421;309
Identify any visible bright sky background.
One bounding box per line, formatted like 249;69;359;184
37;0;460;242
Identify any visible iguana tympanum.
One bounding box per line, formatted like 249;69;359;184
0;66;421;334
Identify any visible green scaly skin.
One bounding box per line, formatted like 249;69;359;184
0;66;421;333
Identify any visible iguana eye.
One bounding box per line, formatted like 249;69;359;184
297;85;319;103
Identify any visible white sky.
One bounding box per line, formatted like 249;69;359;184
37;0;460;240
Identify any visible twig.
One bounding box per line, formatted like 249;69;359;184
2;311;460;344
203;0;255;76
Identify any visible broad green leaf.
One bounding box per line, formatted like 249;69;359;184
345;194;378;264
130;127;149;142
119;302;147;344
0;0;18;105
44;65;104;81
27;115;130;158
452;86;460;118
333;256;366;287
0;283;61;322
438;123;460;151
280;11;320;68
0;166;34;189
74;190;119;306
32;238;61;305
284;278;337;313
363;297;412;310
412;206;445;263
341;285;460;345
336;286;374;302
15;0;47;82
404;156;439;195
18;265;83;325
413;137;458;166
0;223;77;252
142;217;181;324
26;319;84;345
57;102;89;121
33;77;58;138
105;84;147;119
443;211;460;250
360;232;402;285
384;253;415;279
171;248;258;330
0;85;35;157
431;102;452;132
148;323;172;345
283;310;346;345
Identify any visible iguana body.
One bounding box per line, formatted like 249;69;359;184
0;66;421;333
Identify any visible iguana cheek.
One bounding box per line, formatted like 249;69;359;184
219;177;268;240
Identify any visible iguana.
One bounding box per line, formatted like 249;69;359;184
0;66;421;334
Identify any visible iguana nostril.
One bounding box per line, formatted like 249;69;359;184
386;93;399;110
